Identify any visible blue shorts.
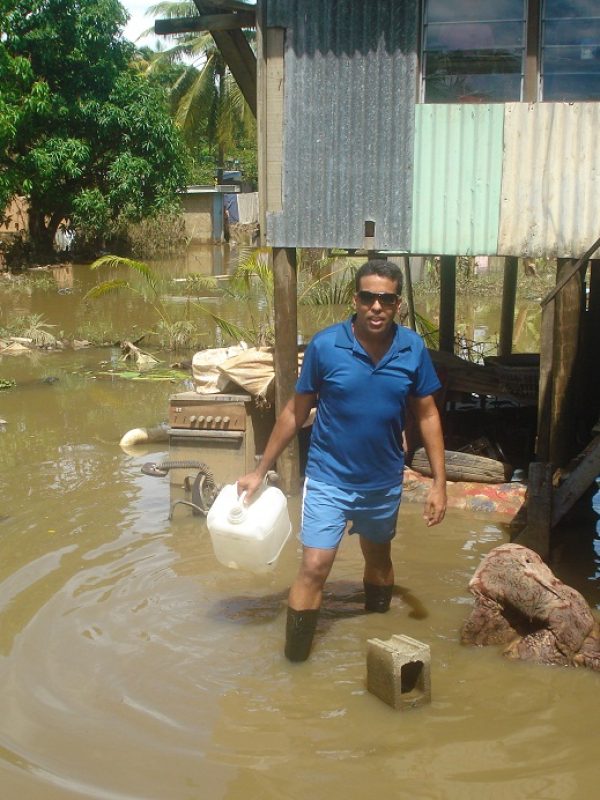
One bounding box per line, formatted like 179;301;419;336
300;477;402;549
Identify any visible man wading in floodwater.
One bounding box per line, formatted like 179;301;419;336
237;260;447;662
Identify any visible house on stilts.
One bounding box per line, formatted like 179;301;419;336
158;1;600;557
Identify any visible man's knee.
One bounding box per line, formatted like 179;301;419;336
361;538;392;569
298;548;336;588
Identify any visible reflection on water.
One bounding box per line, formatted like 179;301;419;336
1;253;599;799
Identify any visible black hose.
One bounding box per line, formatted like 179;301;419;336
142;460;214;478
141;460;220;516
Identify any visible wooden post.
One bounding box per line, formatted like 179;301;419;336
586;260;600;431
438;256;456;353
403;256;417;331
256;17;284;248
499;256;518;357
549;258;585;467
272;247;300;494
536;299;554;462
516;461;552;561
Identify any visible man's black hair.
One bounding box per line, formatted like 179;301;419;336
355;259;403;294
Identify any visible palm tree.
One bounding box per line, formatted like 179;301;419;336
141;2;256;170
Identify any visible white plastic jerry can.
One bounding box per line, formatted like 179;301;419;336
206;483;292;573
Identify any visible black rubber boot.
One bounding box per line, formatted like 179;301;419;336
364;582;393;613
284;607;319;662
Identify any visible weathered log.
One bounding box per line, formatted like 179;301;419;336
411;448;513;484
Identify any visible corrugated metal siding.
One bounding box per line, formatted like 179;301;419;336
266;0;418;250
498;103;600;258
411;104;504;256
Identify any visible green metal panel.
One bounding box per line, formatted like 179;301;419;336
411;105;504;255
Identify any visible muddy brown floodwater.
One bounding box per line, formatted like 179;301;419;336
1;258;600;799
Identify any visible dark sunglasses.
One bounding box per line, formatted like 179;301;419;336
356;290;399;308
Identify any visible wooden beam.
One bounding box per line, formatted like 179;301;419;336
202;0;256;13
541;233;600;307
549;258;585;467
257;23;284;245
155;12;255;35
586;260;600;431
515;461;552;561
195;0;255;13
536;298;554;461
438;256;456;353
498;256;518;357
403;256;416;331
523;0;540;102
272;247;300;495
211;27;257;116
187;1;257;115
552;436;600;526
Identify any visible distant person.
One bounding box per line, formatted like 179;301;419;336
237;260;446;662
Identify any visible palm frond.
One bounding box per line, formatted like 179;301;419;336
414;311;439;349
175;56;219;136
205;311;250;345
90;255;152;279
84;279;132;300
146;2;199;19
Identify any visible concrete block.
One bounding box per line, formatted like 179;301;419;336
366;634;431;710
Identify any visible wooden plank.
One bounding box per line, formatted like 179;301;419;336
541;234;600;306
257;22;284;245
264;29;284;215
256;2;267;245
523;0;540;103
536;298;554;461
195;0;255;11
585;260;600;431
549;258;585;466
552;436;600;526
438;256;456;353
210;28;257;116
272;247;300;494
498;256;518;357
155;13;255;35
514;462;552;561
402;256;416;331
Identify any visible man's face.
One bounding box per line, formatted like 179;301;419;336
353;274;401;338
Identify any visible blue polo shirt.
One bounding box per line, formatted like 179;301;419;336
296;317;441;490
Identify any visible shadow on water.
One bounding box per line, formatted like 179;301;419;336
209;579;430;631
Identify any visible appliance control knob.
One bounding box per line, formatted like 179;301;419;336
214;416;222;424
189;415;197;423
205;416;214;423
222;416;230;424
197;415;205;424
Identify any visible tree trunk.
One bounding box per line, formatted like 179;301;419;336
27;203;56;259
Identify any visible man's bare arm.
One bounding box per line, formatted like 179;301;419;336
409;394;447;526
237;392;316;500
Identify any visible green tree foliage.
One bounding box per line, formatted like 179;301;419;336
143;2;256;183
0;0;188;255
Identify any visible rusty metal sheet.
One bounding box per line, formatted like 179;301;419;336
498;103;600;258
265;0;418;250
